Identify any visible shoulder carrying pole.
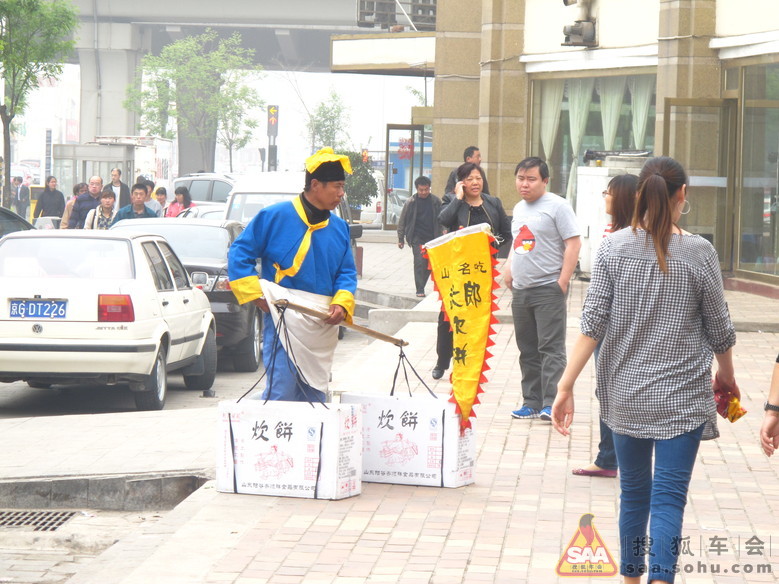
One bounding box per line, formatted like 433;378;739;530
271;299;409;347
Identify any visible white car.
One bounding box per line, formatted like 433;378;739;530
0;230;216;410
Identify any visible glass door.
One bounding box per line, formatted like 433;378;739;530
739;62;779;278
663;98;737;270
384;124;427;228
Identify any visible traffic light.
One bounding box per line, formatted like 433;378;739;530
267;106;279;137
361;149;369;163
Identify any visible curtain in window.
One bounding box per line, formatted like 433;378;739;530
566;78;594;204
540;79;565;162
598;76;626;151
628;76;654;149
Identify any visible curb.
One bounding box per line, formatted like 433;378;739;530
0;470;210;512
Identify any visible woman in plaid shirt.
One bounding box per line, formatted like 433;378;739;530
552;156;736;584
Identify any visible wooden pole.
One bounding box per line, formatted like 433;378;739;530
271;299;409;347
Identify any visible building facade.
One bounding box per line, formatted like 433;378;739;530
431;0;779;283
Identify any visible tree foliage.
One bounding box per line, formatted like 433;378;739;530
0;0;78;207
307;89;350;152
343;151;377;208
217;76;264;172
125;29;261;172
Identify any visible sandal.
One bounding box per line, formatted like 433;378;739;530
572;467;617;478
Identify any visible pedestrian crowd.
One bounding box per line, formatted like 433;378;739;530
260;146;779;584
10;146;779;584
11;167;195;229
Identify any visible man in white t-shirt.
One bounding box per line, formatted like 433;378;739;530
504;157;581;421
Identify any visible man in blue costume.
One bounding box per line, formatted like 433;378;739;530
228;148;357;402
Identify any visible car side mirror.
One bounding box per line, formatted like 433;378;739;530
349;224;363;240
190;271;209;289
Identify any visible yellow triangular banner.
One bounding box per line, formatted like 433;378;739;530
425;224;499;431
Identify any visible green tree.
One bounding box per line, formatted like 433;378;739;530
217;76;264;172
307;89;350;152
0;0;77;208
343;150;377;208
125;29;260;173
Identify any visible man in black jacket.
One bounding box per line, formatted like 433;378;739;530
397;176;442;297
444;146;491;195
109;168;131;209
69;176;103;229
11;176;29;219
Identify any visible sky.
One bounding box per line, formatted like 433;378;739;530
219;70;432;173
11;65;432;178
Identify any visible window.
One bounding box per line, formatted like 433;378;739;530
211;181;232;202
531;75;656;198
158;242;189;289
188;180;210;201
143;242;174;291
0;237;133;279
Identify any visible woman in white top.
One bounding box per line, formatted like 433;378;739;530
84;188;118;230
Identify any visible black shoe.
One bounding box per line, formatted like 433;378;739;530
432;368;444;380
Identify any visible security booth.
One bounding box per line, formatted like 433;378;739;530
52;143;136;199
52;136;174;200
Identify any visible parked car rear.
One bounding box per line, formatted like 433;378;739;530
0;230;216;410
111;218;261;372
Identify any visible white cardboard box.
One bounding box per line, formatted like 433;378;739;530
216;399;362;500
340;393;475;488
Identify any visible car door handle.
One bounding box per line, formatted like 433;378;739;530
162;300;169;306
183;298;190;304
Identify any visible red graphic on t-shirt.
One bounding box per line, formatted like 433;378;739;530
513;225;536;255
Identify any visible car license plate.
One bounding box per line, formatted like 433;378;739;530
9;299;67;319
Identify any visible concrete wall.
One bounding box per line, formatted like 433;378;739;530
523;0;660;55
70;0;358;26
76;22;145;142
431;2;483;195
716;0;779;36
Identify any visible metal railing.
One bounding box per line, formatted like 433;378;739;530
357;0;436;32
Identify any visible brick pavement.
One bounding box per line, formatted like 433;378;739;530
0;234;779;584
61;235;779;584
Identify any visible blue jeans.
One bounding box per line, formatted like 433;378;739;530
259;312;326;402
613;424;704;584
594;418;618;470
593;343;617;470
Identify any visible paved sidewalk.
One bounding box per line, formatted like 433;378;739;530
4;232;779;583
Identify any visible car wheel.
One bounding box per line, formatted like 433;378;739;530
184;328;217;391
134;346;167;411
27;381;52;389
232;310;262;372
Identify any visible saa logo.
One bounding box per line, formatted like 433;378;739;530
556;513;617;577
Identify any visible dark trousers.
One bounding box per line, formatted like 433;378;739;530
14;203;28;219
511;282;567;410
411;243;431;295
593;342;618;470
435;309;453;370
